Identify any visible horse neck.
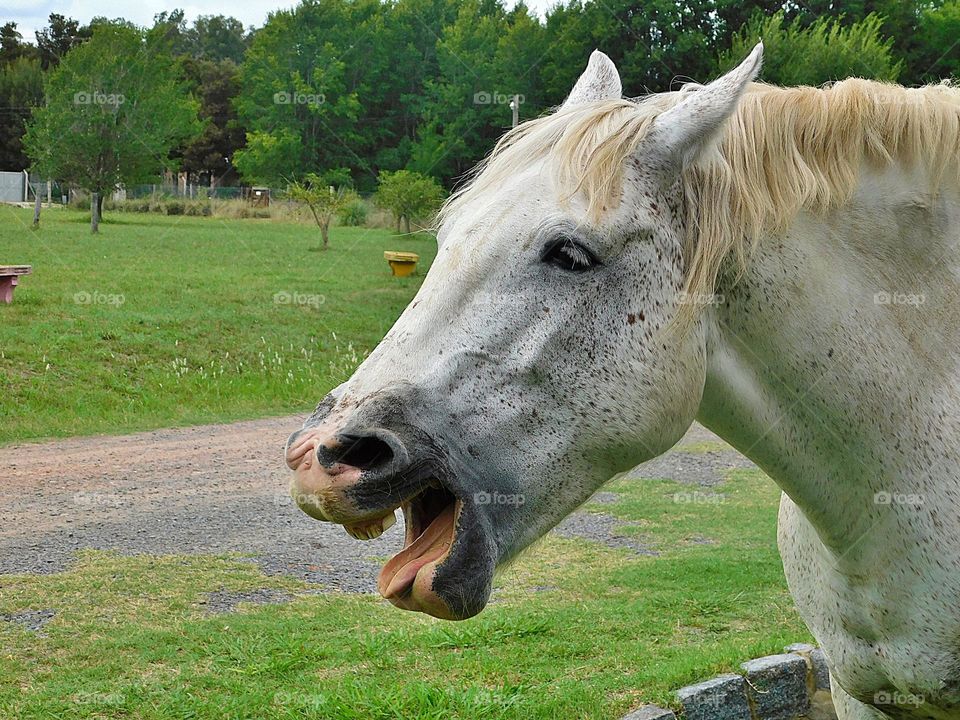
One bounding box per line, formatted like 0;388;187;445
695;159;960;553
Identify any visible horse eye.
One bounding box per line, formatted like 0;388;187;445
541;237;597;272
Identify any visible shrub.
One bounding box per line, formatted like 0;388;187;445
164;200;185;215
184;201;212;216
375;170;445;234
719;11;901;86
68;193;90;210
339;199;368;226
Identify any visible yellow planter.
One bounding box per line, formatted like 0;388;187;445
384;251;419;277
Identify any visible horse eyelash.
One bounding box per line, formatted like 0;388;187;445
558;240;593;268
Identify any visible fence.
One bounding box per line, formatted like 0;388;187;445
121;184;247;200
0;171;27;202
0;172;68;204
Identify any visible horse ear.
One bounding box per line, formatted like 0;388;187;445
643;42;763;172
562;50;622;108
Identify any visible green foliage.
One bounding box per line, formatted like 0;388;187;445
23;23;200;220
1;21;36;64
35;13;92;69
915;0;960;82
234;0;362;185
720;11;901;85
409;0;548;183
339;198;369;226
232;129;300;186
287;171;360;248
0;56;43;169
4;0;958;198
178;57;245;180
376;170;445;233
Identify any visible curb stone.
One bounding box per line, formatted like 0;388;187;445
676;674;752;720
741;654;810;720
620;643;835;720
621;705;677;720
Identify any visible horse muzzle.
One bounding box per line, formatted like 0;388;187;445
284;396;495;620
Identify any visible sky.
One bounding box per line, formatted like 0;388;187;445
4;0;557;42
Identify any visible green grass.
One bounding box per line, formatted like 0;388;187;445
0;207;435;444
0;468;810;719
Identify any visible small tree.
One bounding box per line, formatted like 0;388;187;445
719;11;901;86
24;23;200;232
376;170;445;234
287;170;358;250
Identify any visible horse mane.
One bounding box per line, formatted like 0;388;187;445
440;79;960;319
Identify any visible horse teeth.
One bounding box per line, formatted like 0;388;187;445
345;512;396;541
380;512;397;533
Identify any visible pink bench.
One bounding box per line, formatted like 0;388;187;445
0;265;32;303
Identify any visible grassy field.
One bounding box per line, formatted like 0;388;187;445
0;206;435;444
0;462;809;719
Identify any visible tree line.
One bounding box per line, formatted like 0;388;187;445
1;0;957;203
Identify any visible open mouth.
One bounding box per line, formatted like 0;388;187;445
375;484;461;601
339;482;461;601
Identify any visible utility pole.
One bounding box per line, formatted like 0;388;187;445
510;95;519;128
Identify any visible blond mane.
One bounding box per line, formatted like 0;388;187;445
440;79;960;318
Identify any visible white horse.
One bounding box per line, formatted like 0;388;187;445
286;45;960;719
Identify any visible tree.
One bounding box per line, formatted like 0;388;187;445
913;0;960;82
0;57;43;169
187;15;249;63
287;170;359;249
409;0;547;184
376;170;445;233
232;129;301;186
179;58;246;185
1;22;37;64
35;13;91;69
24;23;200;232
234;0;362;185
719;11;901;86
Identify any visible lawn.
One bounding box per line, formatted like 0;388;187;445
0;207;436;444
0;462;810;719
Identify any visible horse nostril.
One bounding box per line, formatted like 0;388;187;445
333;431;398;471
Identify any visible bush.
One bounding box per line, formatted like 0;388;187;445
339;199;368;226
720;12;901;86
376;170;445;234
164;200;185;215
184;201;212;216
68;193;90;210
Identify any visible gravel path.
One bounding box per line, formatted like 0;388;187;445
0;417;754;592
